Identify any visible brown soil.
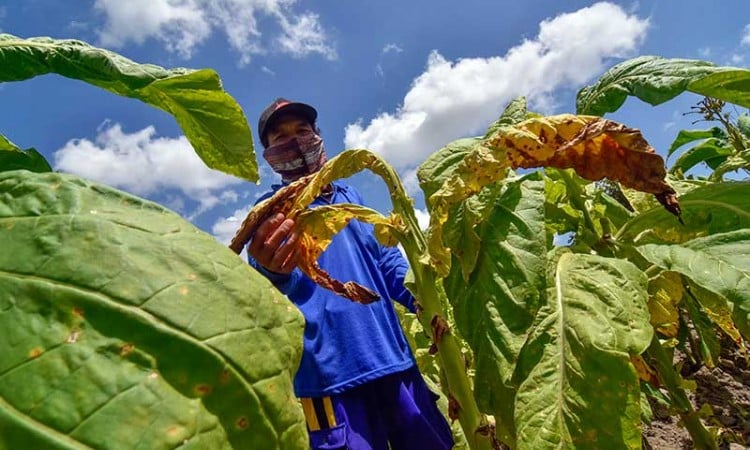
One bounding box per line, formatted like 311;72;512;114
643;338;750;450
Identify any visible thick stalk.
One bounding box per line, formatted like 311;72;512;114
646;335;718;450
411;263;494;450
369;155;493;450
286;150;495;450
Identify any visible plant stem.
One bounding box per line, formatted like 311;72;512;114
646;335;718;450
370;156;494;450
414;265;494;450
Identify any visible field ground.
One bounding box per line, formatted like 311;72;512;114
644;337;750;449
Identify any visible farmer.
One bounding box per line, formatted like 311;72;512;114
247;98;454;450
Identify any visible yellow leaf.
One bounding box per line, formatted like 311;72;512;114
229;150;409;304
630;354;659;386
647;271;684;338
426;115;681;275
295;204;405;303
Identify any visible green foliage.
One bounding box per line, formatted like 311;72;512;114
617;181;750;245
514;253;650;450
2;37;749;450
0;171;307;449
0;135;52;173
576;56;750;116
0;34;257;181
0;37;303;449
636;230;750;341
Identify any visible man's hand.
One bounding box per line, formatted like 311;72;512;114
247;213;300;275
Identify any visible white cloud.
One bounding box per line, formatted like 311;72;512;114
376;64;384;78
54;123;244;216
742;24;750;46
67;20;90;32
212;207;245;243
212;207;249;260
377;43;404;77
94;0;335;65
276;11;337;60
413;208;430;231
383;43;403;54
396;207;430;257
344;2;649;169
400;168;421;197
95;0;210;58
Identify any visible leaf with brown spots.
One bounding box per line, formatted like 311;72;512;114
0;170;308;449
514;253;652;449
230;150;410;304
426;114;680;275
294;204;405;303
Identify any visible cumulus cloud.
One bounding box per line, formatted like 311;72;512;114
212;207;249;259
344;2;649;169
94;0;335;65
276;11;337;60
54;123;244;217
413;208;430;231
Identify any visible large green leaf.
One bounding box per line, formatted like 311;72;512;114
666;127;726;159
0;134;52;173
711;152;750;180
686;279;743;344
636;230;750;341
442;172;547;445
669;138;733;175
0;171;306;449
617;181;750;245
689;70;750;109
513;253;651;450
0;34;257;182
576;56;749;116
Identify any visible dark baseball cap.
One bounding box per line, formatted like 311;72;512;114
257;98;318;147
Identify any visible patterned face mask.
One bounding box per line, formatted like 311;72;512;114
262;133;327;182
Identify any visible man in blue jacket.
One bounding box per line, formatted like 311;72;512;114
247;98;454;450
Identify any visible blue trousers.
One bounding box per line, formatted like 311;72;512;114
300;366;454;450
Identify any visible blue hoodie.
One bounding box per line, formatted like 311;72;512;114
248;181;416;397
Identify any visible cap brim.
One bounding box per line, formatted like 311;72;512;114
266;102;318;130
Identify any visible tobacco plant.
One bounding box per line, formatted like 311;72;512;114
1;33;749;450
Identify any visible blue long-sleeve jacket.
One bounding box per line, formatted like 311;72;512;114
248;181;416;397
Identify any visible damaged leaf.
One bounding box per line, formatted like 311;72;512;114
230;150;412;304
294;204;405;303
426;114;680;275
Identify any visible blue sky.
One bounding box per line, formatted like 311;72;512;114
2;1;749;247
